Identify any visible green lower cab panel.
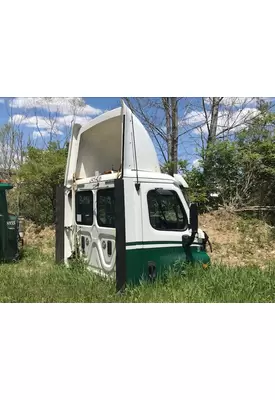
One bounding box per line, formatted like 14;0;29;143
125;244;210;284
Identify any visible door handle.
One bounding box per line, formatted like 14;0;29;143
81;236;85;254
107;240;112;256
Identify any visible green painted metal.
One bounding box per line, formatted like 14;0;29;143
0;183;13;191
6;214;20;261
125;245;210;283
0;186;20;262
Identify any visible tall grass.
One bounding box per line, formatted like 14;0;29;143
0;247;275;302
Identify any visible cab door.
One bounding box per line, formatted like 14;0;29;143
138;182;189;277
75;189;94;263
94;184;116;276
75;184;116;276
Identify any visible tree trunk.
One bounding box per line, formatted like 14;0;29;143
204;97;222;194
162;97;172;162
124;97;179;175
171;97;178;174
208;97;220;146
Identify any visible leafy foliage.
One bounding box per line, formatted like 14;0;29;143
16;142;68;225
196;110;275;209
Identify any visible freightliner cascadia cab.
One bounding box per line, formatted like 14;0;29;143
56;101;210;289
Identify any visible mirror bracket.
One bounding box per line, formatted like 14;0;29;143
182;203;199;248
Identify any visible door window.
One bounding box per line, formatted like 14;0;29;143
97;189;115;228
147;189;188;231
75;191;93;225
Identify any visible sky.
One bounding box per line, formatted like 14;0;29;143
0;97;273;169
0;96;121;149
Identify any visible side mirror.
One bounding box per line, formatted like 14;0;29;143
189;203;198;233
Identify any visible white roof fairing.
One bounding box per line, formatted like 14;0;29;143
122;102;160;175
64;101;161;186
78;107;121;136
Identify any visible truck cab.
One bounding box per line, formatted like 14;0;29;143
57;101;210;288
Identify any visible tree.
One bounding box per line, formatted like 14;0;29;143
197;107;275;209
202;97;223;147
193;98;270;191
16;142;68;225
124;97;188;174
124;97;266;177
0;123;24;179
162;97;179;174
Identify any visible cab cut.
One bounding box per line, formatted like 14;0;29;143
56;101;210;289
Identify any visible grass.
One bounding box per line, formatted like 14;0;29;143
1;247;275;302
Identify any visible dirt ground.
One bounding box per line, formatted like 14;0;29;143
24;222;55;257
199;210;275;267
24;210;275;267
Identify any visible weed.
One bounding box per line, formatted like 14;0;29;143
0;248;275;302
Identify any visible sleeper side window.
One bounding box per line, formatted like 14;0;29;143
97;189;115;228
147;189;188;231
75;191;93;225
